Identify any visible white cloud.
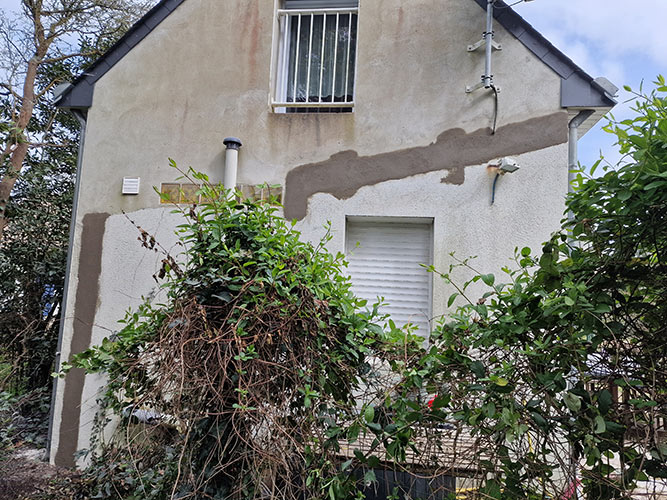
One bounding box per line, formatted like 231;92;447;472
515;0;667;68
512;0;663;169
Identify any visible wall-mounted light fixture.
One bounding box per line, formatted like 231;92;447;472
488;157;520;205
497;157;519;173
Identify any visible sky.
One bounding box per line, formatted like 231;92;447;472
512;0;665;168
0;0;663;169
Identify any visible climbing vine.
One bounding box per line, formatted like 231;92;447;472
66;167;399;499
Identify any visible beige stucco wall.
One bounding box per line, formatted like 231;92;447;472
296;143;568;320
50;0;571;466
74;0;561;214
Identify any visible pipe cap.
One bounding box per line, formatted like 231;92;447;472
223;137;242;150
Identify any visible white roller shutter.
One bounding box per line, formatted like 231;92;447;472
345;218;433;336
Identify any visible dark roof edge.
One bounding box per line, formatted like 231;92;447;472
473;0;617;109
55;0;187;110
57;0;618;111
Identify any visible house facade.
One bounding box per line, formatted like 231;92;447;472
49;0;616;467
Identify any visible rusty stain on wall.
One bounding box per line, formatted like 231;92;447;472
283;112;568;220
239;0;262;87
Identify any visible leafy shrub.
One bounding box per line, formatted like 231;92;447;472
374;81;667;499
71;168;387;499
0;388;51;460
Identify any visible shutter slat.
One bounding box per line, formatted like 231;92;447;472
353;292;430;304
352;286;429;296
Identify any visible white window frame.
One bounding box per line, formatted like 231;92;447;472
271;1;359;112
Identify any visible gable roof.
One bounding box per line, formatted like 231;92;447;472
472;0;616;108
55;0;187;110
55;0;616;111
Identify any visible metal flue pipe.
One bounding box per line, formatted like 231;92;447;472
223;137;242;198
567;110;594;227
567;111;594;192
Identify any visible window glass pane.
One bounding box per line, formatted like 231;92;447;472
286;14;313;102
321;14;336;101
308;15;324;101
286;13;356;104
278;1;357;112
340;13;356;102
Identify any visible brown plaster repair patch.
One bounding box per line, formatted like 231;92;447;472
55;212;109;468
283;112;568;220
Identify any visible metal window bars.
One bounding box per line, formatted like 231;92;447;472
273;7;358;110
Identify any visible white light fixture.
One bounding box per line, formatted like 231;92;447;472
489;158;520;205
122;177;141;195
498;157;520;174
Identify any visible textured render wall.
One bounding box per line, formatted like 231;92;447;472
50;208;184;466
62;144;569;465
51;0;569;465
76;209;183;459
295;144;569;322
73;0;561;215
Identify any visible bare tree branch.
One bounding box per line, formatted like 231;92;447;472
0;0;158;239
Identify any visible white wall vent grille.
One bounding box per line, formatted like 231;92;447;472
122;177;140;195
345;218;433;336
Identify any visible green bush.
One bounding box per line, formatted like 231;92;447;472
71;168;387;499
374;80;667;499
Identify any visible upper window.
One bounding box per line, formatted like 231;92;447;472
273;0;358;113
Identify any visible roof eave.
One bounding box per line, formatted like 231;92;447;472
58;0;618;114
562;75;617;109
473;0;618;110
55;0;187;110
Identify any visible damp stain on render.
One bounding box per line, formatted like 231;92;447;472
54;212;109;468
283;112;568;220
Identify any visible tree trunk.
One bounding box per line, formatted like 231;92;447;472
0;49;47;240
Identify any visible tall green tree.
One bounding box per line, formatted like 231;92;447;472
0;0;157;394
0;57;78;392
